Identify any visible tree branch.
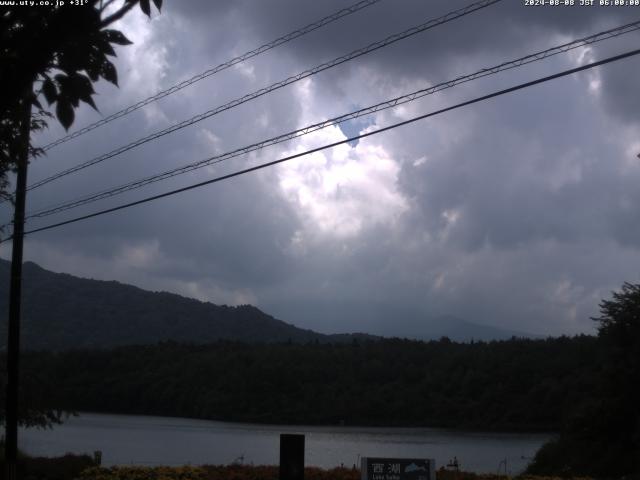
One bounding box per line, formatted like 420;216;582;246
100;1;137;27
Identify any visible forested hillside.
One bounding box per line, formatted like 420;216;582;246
6;336;600;431
0;260;374;349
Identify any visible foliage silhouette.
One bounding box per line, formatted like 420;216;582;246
0;0;162;200
0;260;377;351
0;0;161;427
527;282;640;477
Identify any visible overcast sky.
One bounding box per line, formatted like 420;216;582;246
2;0;640;337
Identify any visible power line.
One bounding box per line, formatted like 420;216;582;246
24;0;501;193
38;0;385;152
19;19;640;223
7;47;638;242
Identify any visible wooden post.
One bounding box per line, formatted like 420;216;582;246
279;434;305;480
4;87;32;480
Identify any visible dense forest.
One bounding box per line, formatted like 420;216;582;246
3;336;600;431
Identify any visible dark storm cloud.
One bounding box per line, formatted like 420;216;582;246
32;173;298;283
179;1;623;73
164;0;637;124
398;72;640;251
597;58;640;125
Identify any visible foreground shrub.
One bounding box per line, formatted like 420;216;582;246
75;465;597;480
77;465;360;480
0;453;96;480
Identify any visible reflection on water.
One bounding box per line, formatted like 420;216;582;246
20;413;551;474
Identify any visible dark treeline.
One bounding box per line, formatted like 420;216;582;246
7;335;601;431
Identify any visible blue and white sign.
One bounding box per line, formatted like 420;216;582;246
361;457;435;480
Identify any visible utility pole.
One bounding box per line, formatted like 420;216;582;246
4;86;32;480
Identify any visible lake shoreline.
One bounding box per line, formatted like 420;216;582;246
20;412;550;474
62;410;558;435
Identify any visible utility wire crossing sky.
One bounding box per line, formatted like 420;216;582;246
23;0;500;193
5;47;638;241
15;20;640;225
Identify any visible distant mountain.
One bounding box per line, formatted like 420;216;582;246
272;302;541;343
0;259;536;351
0;259;374;351
405;314;541;342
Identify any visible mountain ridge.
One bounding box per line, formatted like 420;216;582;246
0;259;536;350
0;259;376;350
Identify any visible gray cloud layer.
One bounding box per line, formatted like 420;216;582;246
3;0;640;338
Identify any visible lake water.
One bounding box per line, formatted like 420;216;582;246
19;413;551;474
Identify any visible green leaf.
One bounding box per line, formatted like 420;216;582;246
85;54;101;81
101;59;118;86
81;94;98;111
42;78;57;105
103;29;133;46
71;74;98;111
152;0;162;11
100;38;116;57
56;100;75;131
139;0;151;16
69;73;95;98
